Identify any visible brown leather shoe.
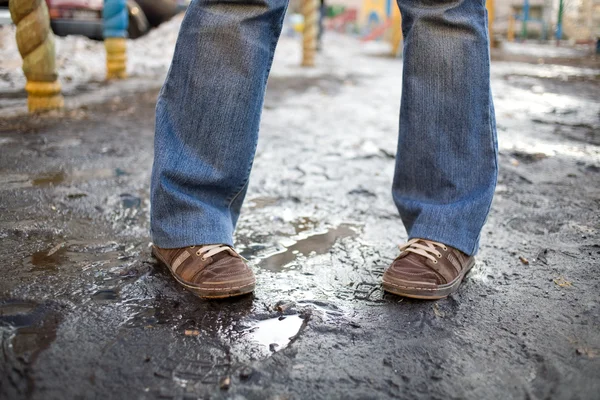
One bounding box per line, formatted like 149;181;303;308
152;244;255;299
382;238;475;300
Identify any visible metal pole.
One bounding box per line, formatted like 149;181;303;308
508;14;516;42
521;0;529;39
301;0;318;67
103;0;128;79
556;0;564;43
9;0;64;112
317;0;325;51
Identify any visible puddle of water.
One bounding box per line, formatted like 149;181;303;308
120;193;141;209
0;300;63;398
0;300;62;360
115;168;129;177
92;289;120;301
291;217;318;234
258;223;358;271
246;196;280;209
0;301;37;324
30;244;68;271
0;168;130;190
26;241;127;273
32;171;66;186
245;315;305;354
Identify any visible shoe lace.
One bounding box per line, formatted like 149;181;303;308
398;238;448;264
190;244;238;260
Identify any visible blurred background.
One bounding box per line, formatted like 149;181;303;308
0;0;599;106
0;1;599;399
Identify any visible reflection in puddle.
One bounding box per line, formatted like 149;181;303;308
32;171;66;186
26;240;127;276
120;193;141;209
92;289;119;301
258;224;358;271
0;301;37;323
30;245;67;271
1;168;129;190
247;196;280;210
291;217;318;234
0;300;62;369
246;315;305;354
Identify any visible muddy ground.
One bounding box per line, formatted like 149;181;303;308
0;35;599;399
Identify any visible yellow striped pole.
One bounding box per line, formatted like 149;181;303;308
9;0;64;112
486;0;495;48
508;14;515;42
103;0;128;79
390;14;403;57
301;0;318;67
104;38;127;79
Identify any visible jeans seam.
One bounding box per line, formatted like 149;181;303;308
468;10;498;255
226;1;288;211
227;168;252;209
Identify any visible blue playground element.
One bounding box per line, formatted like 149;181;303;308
514;15;548;40
103;0;129;38
367;11;380;27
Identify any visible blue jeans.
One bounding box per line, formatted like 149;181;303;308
151;0;498;256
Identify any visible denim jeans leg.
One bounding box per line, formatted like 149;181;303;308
150;0;289;248
393;0;498;255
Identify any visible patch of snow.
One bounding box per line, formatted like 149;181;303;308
0;14;184;95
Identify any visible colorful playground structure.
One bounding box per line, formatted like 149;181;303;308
8;0;321;113
7;0;596;114
301;0;319;67
8;0;129;112
357;0;402;55
9;0;64;112
357;0;496;53
102;0;128;79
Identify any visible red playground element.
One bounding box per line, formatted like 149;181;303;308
360;18;393;42
326;9;358;32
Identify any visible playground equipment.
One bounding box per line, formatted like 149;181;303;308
103;0;128;79
301;0;318;67
508;14;516;42
360;0;496;53
556;0;564;42
521;0;530;38
360;0;394;29
507;0;549;42
390;12;402;56
326;8;357;33
9;0;64;112
359;0;402;56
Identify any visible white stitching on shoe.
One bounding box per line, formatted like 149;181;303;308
172;250;191;273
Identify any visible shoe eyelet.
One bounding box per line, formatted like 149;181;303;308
201;257;206;261
437;253;442;258
433;260;438;264
196;250;201;256
442;246;448;251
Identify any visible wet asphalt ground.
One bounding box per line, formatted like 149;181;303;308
0;35;599;399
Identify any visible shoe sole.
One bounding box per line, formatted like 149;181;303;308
382;258;475;300
152;247;256;299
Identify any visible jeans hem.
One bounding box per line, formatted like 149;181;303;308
151;211;235;249
151;232;235;249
